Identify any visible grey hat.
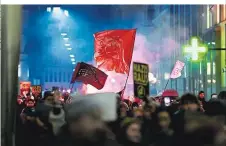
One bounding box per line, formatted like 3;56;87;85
64;96;101;123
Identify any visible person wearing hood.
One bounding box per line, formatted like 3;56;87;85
118;118;142;146
198;91;207;111
56;96;119;146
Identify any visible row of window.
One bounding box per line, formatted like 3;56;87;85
207;5;226;29
44;71;72;83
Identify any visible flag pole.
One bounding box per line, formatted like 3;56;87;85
164;78;170;90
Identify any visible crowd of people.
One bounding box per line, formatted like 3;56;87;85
16;90;226;146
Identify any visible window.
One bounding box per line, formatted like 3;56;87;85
54;72;57;82
220;4;226;22
59;72;61;82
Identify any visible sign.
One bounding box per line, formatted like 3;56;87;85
170;60;185;79
31;85;42;99
183;37;207;61
20;81;31;97
133;62;149;99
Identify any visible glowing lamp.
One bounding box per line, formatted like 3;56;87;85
72;62;76;65
71;58;75;62
65;43;70;47
69;54;74;58
53;7;61;13
64;10;69;17
61;33;67;36
67;48;72;51
183;37;207;61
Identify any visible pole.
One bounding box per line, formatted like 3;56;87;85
164;78;170;90
1;5;22;146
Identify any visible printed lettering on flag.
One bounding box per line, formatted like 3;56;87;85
94;29;136;74
170;60;185;79
70;62;108;90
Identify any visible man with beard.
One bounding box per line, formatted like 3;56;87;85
56;96;119;146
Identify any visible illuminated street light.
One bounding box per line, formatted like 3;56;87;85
63;37;69;41
71;58;75;62
183;37;207;61
61;33;67;36
64;10;69;17
67;48;72;51
72;62;76;65
53;7;61;13
65;43;70;47
70;54;74;58
47;7;51;12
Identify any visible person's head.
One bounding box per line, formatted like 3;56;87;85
65;98;108;143
180;93;199;112
143;105;152;118
218;91;226;100
43;91;54;105
157;107;171;130
198;91;205;99
133;108;143;118
120;102;129;113
26;99;35;107
121;118;141;143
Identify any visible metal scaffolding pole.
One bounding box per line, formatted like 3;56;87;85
1;5;22;146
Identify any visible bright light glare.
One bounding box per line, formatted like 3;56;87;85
67;89;71;93
65;44;70;47
47;7;51;12
67;48;72;51
71;58;75;62
73;69;75;71
72;62;76;65
111;78;116;83
53;7;61;13
61;33;67;36
64;10;69;17
70;54;74;58
63;37;69;41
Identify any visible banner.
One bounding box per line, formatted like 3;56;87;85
20;81;31;97
31;85;42;99
94;29;136;74
70;62;108;90
170;60;185;79
133;62;149;99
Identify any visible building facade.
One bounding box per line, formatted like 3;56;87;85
199;5;226;95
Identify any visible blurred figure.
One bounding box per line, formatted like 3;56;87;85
57;97;118;146
35;91;55;146
153;107;173;146
119;118;142;146
198;91;207;110
172;93;200;137
218;91;226;101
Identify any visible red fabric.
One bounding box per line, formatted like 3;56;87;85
70;62;108;90
94;29;136;74
162;89;178;97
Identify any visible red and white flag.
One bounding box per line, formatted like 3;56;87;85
170;60;185;79
94;29;136;74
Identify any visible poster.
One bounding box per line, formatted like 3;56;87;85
31;85;42;99
20;81;31;97
133;62;149;99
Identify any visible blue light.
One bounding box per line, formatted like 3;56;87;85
65;43;70;47
71;58;75;62
64;10;69;17
47;7;51;12
72;62;76;65
70;54;74;57
53;7;61;13
67;48;72;51
61;33;67;36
